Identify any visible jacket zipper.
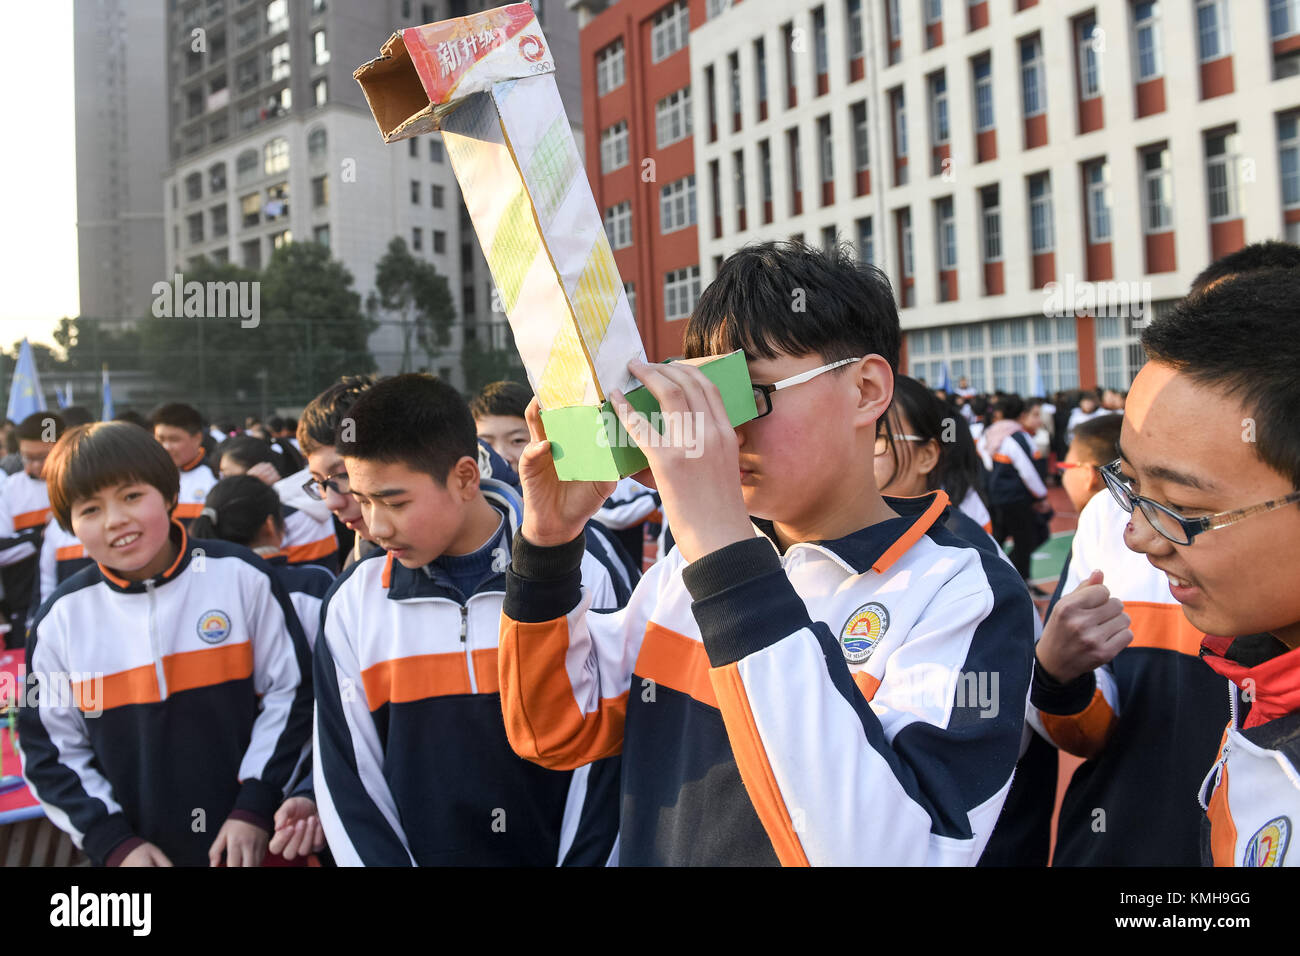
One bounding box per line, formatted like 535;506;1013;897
1198;683;1238;811
460;601;476;694
145;580;167;699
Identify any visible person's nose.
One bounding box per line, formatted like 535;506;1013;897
1122;504;1174;559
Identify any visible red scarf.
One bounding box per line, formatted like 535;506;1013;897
1201;635;1300;729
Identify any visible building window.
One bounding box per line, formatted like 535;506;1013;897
241;192;261;228
243;239;262;270
852;101;870;171
187;212;205;245
1141;144;1173;232
822;225;838;254
269;41;290;82
729;52;742;125
185;171;203;202
263;137;289;176
1196;0;1230;62
856;216;873;264
411;179;421;204
236;149;258;184
660;175;698;233
624;281;636;318
1133;1;1162;80
212;204;228;238
412;227;424;251
936;197;957;269
266;0;288;35
1020;34;1046;117
734;150;747;227
1281;114;1300;207
651;1;689;63
596;39;625;95
655;86;693;148
266;182;289;220
1085;159;1112;243
308;126;327;163
430;184;443;208
1077;14;1102;99
207;163;226;196
429;139;443;163
901;208;914;278
707;0;731;19
314;224;330;248
847;0;864;60
981;184;1001;261
759;138;773;209
788;127;802;203
312;174;328;207
929;71;949;146
1205;128;1242;221
973;54;994;132
604;200;633;249
1273;0;1300;39
818;115;834;186
755;38;768;109
313;78;328;106
893;88;908;158
813;6;829;79
433;230;446;254
664;265;702;320
926;0;943;25
313;29;330;65
1029;172;1054;252
600;120;629;173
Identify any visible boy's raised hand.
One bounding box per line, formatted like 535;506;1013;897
518;398;616;547
610;360;752;564
270;796;326;861
119;842;173;867
208;817;270;867
1035;570;1133;684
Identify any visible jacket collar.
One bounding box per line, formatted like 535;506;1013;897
382;489;519;602
754;490;950;575
97;520;192;593
1202;634;1300;729
180;449;209;473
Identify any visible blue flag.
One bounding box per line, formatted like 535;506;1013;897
7;339;45;422
936;362;953;395
102;366;115;421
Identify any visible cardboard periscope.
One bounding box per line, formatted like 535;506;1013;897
353;2;756;480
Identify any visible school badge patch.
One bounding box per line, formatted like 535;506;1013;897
197;609;232;645
1243;816;1290;867
840;603;890;664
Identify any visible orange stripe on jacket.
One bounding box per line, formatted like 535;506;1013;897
874;490;948;573
634;622;717;708
174;502;204;519
709;663;810;867
164;642;254;696
13;508;51;531
56;544;85;560
1038;686;1117;760
471;648;500;695
1206;757;1237;866
992;454;1013;464
361;652;472;710
498;614;627;770
75;664;159;711
853;671;882;701
1124;602;1205;657
285;535;337;564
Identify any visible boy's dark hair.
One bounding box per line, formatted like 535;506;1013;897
337;374;478;483
46;422;181;531
113;409;148;429
190;475;284;546
683;240;901;371
1190;240;1300;293
469;380;533;421
298;375;378;455
150;403;204;435
60;406;95;428
996;394;1025;421
1142;268;1300;488
268;416;288;433
1070;413;1124;466
16;412;65;443
216;435;278;473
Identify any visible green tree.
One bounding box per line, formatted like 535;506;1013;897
461;335;527;396
372;236;455;373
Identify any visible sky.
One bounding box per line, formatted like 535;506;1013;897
0;2;79;350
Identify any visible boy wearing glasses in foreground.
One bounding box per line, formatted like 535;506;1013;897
500;241;1036;865
1109;270;1300;866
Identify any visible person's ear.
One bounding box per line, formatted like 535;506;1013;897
1087;464;1105;495
852;355;895;431
452;455;481;501
915;438;941;477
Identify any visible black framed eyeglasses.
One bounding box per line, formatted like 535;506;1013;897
752;357;861;419
302;471;350;501
1099;458;1300;546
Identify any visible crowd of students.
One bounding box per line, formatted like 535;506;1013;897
8;238;1299;867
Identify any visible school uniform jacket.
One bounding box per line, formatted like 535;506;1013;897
500;490;1036;866
261;551;334;649
17;522;313;866
313;480;626;867
174;451;218;525
986;431;1047;507
1030;491;1228;866
275;469;341;571
1199;635;1300;867
0;471;51;564
38;518;94;609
